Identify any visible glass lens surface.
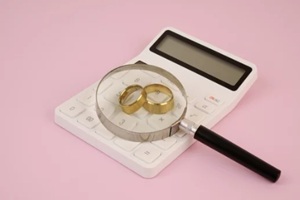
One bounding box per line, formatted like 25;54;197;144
96;68;186;134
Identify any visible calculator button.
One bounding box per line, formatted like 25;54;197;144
95;79;113;94
97;97;115;119
205;95;223;106
175;132;186;138
122;70;152;86
95;124;115;140
112;112;138;130
103;82;126;105
77;90;95;106
59;101;85;118
114;138;140;152
77;111;100;129
147;113;177;130
152;137;177;150
186;107;206;124
195;100;216;114
134;144;162;163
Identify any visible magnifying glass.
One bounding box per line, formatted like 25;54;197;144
96;64;281;182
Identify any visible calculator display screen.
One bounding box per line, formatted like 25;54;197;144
150;31;252;91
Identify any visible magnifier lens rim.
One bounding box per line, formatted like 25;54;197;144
95;64;187;142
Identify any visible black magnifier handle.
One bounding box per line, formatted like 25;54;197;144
194;125;281;182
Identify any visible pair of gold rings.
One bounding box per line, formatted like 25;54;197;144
119;84;174;114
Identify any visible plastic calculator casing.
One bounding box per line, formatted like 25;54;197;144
55;27;257;178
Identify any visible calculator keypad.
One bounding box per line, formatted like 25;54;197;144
56;70;224;177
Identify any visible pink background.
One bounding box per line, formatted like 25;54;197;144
1;0;300;199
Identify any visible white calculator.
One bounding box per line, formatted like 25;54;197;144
55;27;257;178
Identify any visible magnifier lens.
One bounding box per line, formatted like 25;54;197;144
96;65;187;141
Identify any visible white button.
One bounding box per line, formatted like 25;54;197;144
59;100;85;118
122;70;152;86
152;137;177;150
103;82;126;105
97;97;115;119
114;137;140;152
134;144;162;163
205;95;223;106
147;113;177;130
95;79;113;94
77;111;100;129
186;106;206;124
95;124;115;140
112;112;138;130
195;100;216;114
77;90;95;106
175;132;186;138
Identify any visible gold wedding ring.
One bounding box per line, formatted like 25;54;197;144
143;83;174;114
119;85;146;114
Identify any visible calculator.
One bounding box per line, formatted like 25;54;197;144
55;27;257;178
